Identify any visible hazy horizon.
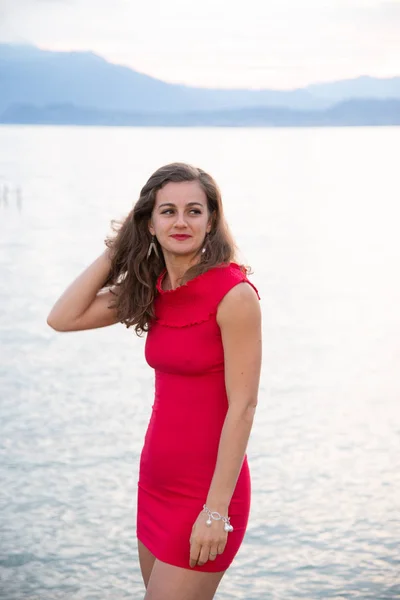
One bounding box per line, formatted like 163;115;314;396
2;41;400;93
1;0;399;90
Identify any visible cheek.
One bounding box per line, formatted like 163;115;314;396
195;215;210;230
151;216;165;234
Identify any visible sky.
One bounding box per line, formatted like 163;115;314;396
0;0;399;89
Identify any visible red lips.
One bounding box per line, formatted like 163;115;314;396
171;235;191;240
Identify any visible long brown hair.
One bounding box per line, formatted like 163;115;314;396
105;162;237;335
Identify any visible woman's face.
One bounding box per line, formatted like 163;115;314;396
149;181;212;260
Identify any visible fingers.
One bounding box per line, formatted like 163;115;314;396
218;541;226;555
190;541;227;568
189;541;201;568
197;545;211;567
208;545;219;561
189;519;229;568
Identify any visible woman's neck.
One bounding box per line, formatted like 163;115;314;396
163;253;200;290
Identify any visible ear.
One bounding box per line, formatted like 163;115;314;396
148;220;155;236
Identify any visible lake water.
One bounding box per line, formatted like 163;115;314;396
0;125;399;600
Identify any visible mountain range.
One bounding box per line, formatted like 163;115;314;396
0;44;399;126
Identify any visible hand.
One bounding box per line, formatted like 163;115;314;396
189;509;228;568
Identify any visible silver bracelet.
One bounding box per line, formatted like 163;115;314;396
203;504;234;532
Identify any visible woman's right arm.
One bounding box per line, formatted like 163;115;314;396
47;249;120;332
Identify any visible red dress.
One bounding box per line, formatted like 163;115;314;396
137;262;260;572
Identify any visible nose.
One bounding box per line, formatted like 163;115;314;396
174;212;188;228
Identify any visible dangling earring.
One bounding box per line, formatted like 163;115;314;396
147;235;159;259
201;233;209;256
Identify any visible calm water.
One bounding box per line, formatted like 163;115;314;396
0;125;399;600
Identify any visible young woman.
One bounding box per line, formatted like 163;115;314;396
47;162;262;600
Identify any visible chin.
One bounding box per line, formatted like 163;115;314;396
164;243;202;258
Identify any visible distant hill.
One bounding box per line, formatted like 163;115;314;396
2;99;399;127
0;43;321;114
306;76;400;101
1;44;399;118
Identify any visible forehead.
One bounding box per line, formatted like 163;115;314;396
155;180;207;207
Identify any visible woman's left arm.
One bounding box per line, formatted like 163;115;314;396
189;282;262;568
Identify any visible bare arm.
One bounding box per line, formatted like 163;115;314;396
47;249;119;332
188;281;262;567
206;282;262;513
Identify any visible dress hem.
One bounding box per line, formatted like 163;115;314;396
136;533;230;573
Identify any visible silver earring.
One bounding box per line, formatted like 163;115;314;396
201;233;209;255
147;235;159;259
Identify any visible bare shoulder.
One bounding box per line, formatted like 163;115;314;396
216;281;262;407
216;281;261;328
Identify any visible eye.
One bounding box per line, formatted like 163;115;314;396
161;209;174;215
189;209;202;215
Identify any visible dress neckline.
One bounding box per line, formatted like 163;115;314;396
156;262;240;295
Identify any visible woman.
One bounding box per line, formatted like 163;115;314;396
47;162;262;600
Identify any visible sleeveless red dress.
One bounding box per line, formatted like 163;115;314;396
137;262;260;572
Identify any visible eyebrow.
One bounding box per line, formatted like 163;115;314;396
158;202;204;208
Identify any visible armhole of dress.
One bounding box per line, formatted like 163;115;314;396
215;273;261;311
242;278;260;300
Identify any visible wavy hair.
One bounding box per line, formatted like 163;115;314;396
104;162;238;335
